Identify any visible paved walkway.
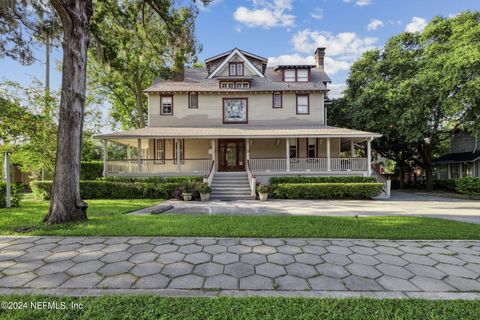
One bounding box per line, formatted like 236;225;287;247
1;236;480;299
139;191;480;224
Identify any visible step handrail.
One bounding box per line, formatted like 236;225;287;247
246;160;256;197
204;160;215;186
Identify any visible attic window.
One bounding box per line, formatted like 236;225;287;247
297;69;309;82
220;81;249;89
284;70;296;82
229;62;244;76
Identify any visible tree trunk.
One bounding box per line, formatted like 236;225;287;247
135;84;146;128
424;148;434;191
44;0;93;224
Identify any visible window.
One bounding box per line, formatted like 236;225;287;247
289;138;298;158
272;92;282;108
296;94;309;114
229;62;244;76
284;69;296;82
307;138;317;158
235;82;250;88
220;82;235;89
297;69;309;82
188;92;198;109
160;95;173;115
155;139;165;163
173;139;184;163
223;98;248;123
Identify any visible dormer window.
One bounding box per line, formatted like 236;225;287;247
220;81;250;89
229;62;244;76
297;69;309;82
284;70;296;82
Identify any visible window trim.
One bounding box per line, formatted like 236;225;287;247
154;139;165;164
228;62;244;76
222;97;248;124
282;69;311;82
160;94;174;115
296;93;310;115
283;69;296;82
272;91;283;109
188;92;198;109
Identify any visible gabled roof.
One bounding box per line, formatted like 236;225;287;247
204;48;268;63
433;151;480;164
208;48;265;79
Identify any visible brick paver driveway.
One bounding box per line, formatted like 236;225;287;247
1;237;480;299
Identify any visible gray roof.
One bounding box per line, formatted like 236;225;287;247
144;67;332;93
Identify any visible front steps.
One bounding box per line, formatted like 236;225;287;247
210;172;255;200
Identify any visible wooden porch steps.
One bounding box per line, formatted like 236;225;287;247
210;172;255;200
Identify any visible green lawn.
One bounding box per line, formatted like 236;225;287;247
1;196;480;239
0;295;479;320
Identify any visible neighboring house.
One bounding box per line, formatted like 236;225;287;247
97;48;381;198
433;132;480;180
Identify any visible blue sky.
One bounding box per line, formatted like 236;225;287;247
1;0;479;100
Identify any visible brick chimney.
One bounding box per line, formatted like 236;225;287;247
314;47;326;70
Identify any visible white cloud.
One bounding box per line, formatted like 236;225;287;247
344;0;373;7
291;29;378;60
367;19;383;31
233;0;295;29
311;8;324;20
328;83;347;99
405;17;428;33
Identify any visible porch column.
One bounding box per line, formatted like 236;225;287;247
447;163;451;179
175;138;181;173
367;138;372;176
286;138;290;172
102;140;108;176
350;140;355;157
459;163;463;178
137;138;142;173
327;138;331;172
211;139;216;163
246;138;250;161
3;152;11;208
126;146;131;173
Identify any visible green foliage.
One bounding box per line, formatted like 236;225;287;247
198;183;211;194
0;182;23;207
31;180;179;200
257;184;269;194
433;179;457;191
455;177;480;196
334;11;480;190
272;183;383;199
80;161;104;180
270;176;377;185
98;176;203;183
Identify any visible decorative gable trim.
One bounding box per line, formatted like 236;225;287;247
208;49;265;79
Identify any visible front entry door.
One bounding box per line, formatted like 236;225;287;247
218;139;245;172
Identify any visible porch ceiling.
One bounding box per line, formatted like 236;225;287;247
95;125;382;141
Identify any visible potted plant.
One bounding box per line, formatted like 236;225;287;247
181;181;193;201
198;183;212;202
257;183;269;201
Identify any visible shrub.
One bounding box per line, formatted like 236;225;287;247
98;176;203;184
272;183;384;200
270;176;377;185
30;180;179;200
455;177;480;196
198;183;212;194
0;182;23;207
80;161;103;180
433;179;456;191
257;184;270;194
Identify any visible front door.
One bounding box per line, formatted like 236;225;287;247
218;139;245;172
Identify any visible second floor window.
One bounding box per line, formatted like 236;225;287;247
284;69;296;82
160;95;173;115
229;62;244;76
272;92;282;108
189;92;198;109
296;94;309;114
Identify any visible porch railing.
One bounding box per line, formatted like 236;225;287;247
249;157;367;173
106;159;213;175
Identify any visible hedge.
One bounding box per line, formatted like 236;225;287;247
80;161;103;180
433;179;456;191
270;176;377;185
272;183;384;199
455;177;480;196
0;182;23;207
98;176;203;184
30;180;179;200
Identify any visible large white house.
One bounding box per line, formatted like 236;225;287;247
97;48;382;199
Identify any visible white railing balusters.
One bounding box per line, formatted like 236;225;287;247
249;158;367;173
106;159;213;175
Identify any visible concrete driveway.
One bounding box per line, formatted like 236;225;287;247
138;191;480;224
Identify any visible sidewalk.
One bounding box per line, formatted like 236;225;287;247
1;236;479;299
